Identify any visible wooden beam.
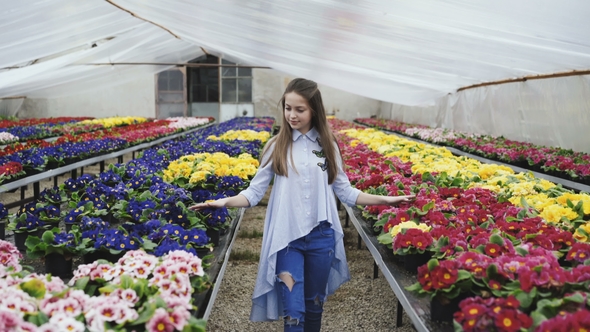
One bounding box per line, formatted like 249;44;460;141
457;69;590;92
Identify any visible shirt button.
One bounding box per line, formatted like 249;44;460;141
303;148;307;152
306;212;310;215
305;180;309;183
305;195;309;199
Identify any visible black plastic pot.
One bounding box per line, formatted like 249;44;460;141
195;247;213;259
14;228;46;252
45;253;73;279
430;294;470;323
402;252;432;274
206;228;220;247
64;221;77;233
83;250;124;264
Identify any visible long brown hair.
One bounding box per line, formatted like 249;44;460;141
262;78;340;184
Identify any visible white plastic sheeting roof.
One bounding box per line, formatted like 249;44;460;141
2;0;590;105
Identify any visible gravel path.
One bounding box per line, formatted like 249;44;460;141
207;190;417;332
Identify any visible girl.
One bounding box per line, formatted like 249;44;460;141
190;78;414;332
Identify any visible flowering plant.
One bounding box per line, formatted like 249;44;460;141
453;295;532;332
25;227;92;258
392;228;434;255
528;291;589;329
565;242;590;264
406;259;473;300
0;248;209;331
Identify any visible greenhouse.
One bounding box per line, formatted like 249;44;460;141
1;1;590;331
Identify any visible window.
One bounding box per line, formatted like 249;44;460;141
188;55;219;103
221;59;252;103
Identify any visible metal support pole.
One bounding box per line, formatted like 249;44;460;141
357;233;361;250
71;169;77;180
373;261;379;279
20;186;26;208
80;167;84;175
33;181;40;201
54;175;58;187
345;212;349;228
100;161;105;173
396;300;404;327
118;156;123;164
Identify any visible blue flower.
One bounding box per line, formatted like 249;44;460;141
0;203;7;219
192;189;212;203
54;232;75;246
44;205;60;218
180;228;209;247
154;237;196;257
160;224;184;238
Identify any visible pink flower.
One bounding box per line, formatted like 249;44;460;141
119;288;139;306
0;309;23;330
169;306;190;330
146;308;174;332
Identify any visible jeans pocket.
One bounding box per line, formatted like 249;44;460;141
317;221;334;237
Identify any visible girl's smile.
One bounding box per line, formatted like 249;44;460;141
284;92;312;135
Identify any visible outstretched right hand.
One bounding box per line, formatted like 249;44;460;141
188;199;225;211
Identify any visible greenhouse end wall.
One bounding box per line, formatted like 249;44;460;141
380;75;590;154
253;69;382;122
19;76;156;119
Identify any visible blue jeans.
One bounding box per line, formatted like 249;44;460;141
276;221;335;332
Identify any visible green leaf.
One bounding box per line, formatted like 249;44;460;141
564;292;585;304
141;238;158;251
427;259;439;271
456;270;471;281
41;230;55;243
19;279;46;299
486;264;499;278
515;247;529;257
120;275;133;289
74;276;90;290
489;234;504;246
450;177;464;187
131;303;156;325
514;289;534;309
405;282;424;292
377;232;393;246
98;284;117;295
421;201;435;213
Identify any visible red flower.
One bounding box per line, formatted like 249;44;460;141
494;310;521;332
484;243;502;257
488;280;502;291
566;242;590;263
462;303;486;319
417;265;433;291
432;266;458;289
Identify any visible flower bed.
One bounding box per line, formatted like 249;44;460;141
355;117;590;185
0;116;274;331
330;118;590;329
0;117;213;185
0;239;208;331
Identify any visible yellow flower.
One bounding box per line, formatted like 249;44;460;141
390;221;430;238
208;130;270;143
539;204;578;223
574;222;590;242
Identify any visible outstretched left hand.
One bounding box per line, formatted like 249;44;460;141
384;195;415;205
